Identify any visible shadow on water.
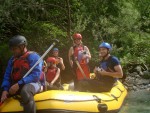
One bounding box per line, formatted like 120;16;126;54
119;90;150;113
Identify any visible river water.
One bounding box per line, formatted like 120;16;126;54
119;90;150;113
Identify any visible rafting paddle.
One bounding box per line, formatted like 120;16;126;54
23;39;59;78
74;57;87;79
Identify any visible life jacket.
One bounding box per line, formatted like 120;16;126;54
46;67;58;83
73;45;88;64
101;56;126;82
11;51;32;83
100;56;116;72
97;56;118;83
73;45;90;80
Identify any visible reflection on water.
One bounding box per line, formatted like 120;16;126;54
119;90;150;113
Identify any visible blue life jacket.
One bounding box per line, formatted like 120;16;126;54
1;51;43;91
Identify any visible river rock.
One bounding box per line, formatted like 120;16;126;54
124;71;150;91
136;79;150;85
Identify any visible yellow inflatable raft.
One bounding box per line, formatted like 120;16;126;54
0;80;127;113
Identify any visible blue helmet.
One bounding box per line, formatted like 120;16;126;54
53;48;59;51
99;42;112;50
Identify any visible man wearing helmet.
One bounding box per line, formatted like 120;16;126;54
52;48;65;71
45;57;61;90
68;33;91;89
0;35;43;113
51;48;65;89
77;42;123;92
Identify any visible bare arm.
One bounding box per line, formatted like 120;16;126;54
1;91;8;102
97;65;123;78
59;58;65;70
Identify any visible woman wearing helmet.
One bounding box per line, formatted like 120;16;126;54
45;57;61;90
1;35;43;113
68;33;91;89
77;42;123;92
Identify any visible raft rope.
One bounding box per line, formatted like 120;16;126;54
34;87;125;103
100;87;125;102
11;84;125;103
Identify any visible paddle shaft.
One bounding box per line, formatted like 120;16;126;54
23;41;57;78
74;58;87;79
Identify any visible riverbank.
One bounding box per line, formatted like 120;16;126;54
123;71;150;91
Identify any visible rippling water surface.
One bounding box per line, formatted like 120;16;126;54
119;90;150;113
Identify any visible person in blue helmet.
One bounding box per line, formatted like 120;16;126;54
0;35;43;113
43;47;65;90
52;48;65;71
77;42;123;92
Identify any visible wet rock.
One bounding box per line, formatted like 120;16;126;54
136;66;142;72
133;86;137;91
146;88;150;91
129;72;138;77
124;72;150;91
143;70;150;75
135;74;141;78
123;63;150;91
136;79;149;85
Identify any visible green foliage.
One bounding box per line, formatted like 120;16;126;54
22;22;67;53
88;0;150;68
0;0;150;79
0;43;12;75
0;44;11;62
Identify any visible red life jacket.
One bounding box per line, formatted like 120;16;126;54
73;45;84;58
46;67;57;83
73;45;87;64
73;45;90;80
11;51;31;83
